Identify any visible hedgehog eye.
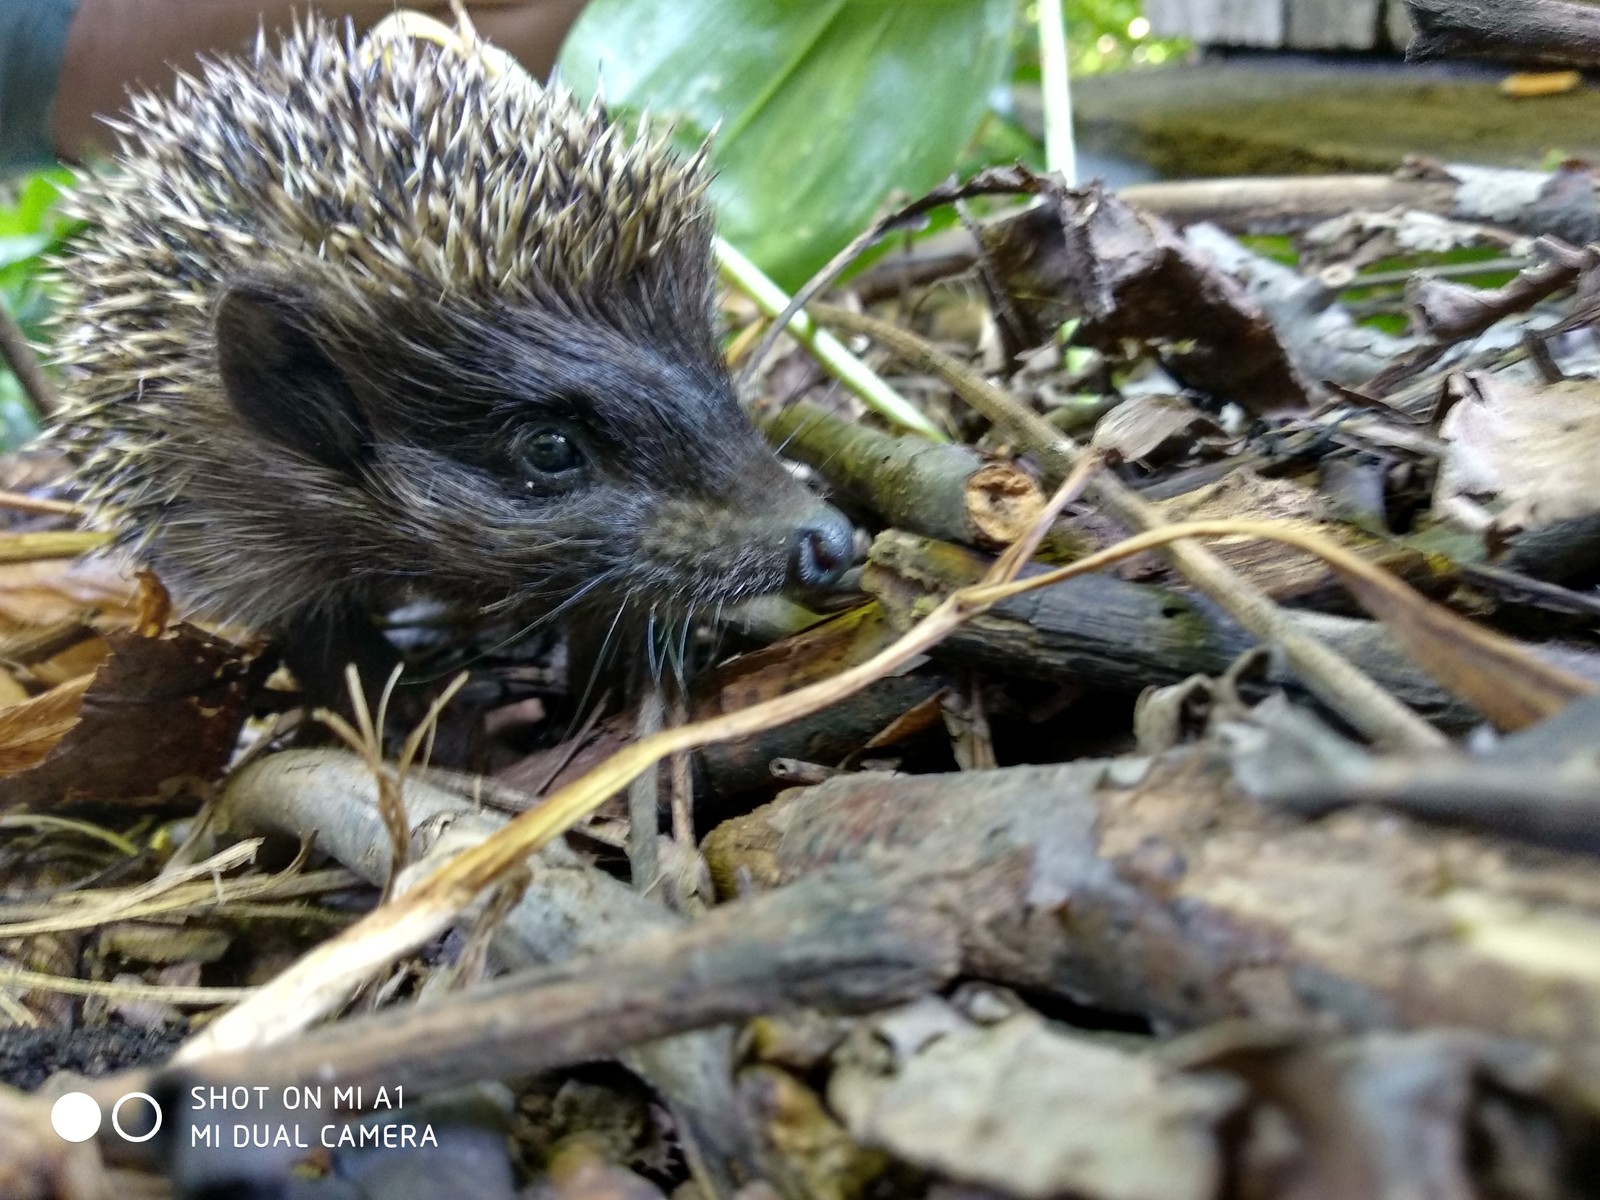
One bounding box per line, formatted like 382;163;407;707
515;427;583;481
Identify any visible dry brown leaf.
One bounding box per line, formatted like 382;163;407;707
704;604;899;712
1323;550;1592;731
1436;374;1600;534
1092;393;1223;464
0;675;95;777
0;624;264;811
830;1014;1235;1200
0;554;142;637
977;184;1313;413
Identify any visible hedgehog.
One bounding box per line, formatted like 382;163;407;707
45;17;854;690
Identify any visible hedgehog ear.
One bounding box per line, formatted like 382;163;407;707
214;280;373;472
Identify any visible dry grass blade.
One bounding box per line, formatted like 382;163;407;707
0;814;139;857
317;666;469;891
0;840;266;937
318;666;411;885
0;532;109;562
0;866;352;928
0;491;85;519
0;966;252;1006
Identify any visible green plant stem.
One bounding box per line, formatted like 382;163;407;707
715;237;947;442
1037;0;1078;184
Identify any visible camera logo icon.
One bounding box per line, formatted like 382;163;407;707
50;1091;162;1143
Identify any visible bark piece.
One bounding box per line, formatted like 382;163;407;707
704;755;1600;1091
1405;0;1600;66
830;1013;1237;1200
763;401;1045;549
862;530;1600;730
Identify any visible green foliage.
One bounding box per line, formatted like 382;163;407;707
0;167;76;447
1237;234;1300;267
1012;0;1185;80
560;0;1020;289
0;4;1184;451
1070;0;1183;73
560;2;1187;287
1240;239;1520;337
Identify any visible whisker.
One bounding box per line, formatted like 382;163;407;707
410;567;622;683
571;587;632;725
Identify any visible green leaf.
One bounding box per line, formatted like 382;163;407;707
0;233;51;270
0;370;40;450
0;169;72;238
559;0;1018;289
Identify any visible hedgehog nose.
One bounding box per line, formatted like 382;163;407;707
789;504;854;589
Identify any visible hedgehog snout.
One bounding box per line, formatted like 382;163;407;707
788;502;854;590
636;490;854;605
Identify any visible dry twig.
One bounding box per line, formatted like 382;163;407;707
171;490;1562;1063
807;301;1448;751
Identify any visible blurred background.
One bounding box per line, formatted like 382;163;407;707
1;0;1589;448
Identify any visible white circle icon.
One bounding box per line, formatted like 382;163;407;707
50;1092;101;1142
110;1092;162;1143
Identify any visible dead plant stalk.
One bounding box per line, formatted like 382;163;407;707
805;301;1449;752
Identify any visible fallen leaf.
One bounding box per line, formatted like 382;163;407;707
829;1014;1237;1200
1436;374;1600;534
977;184;1313;414
0;675;94;777
1092;393;1223;464
0;555;142;638
0;624;264;811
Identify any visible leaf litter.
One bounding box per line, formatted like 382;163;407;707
4;43;1600;1200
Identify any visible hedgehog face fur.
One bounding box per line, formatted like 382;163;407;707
48;19;852;641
